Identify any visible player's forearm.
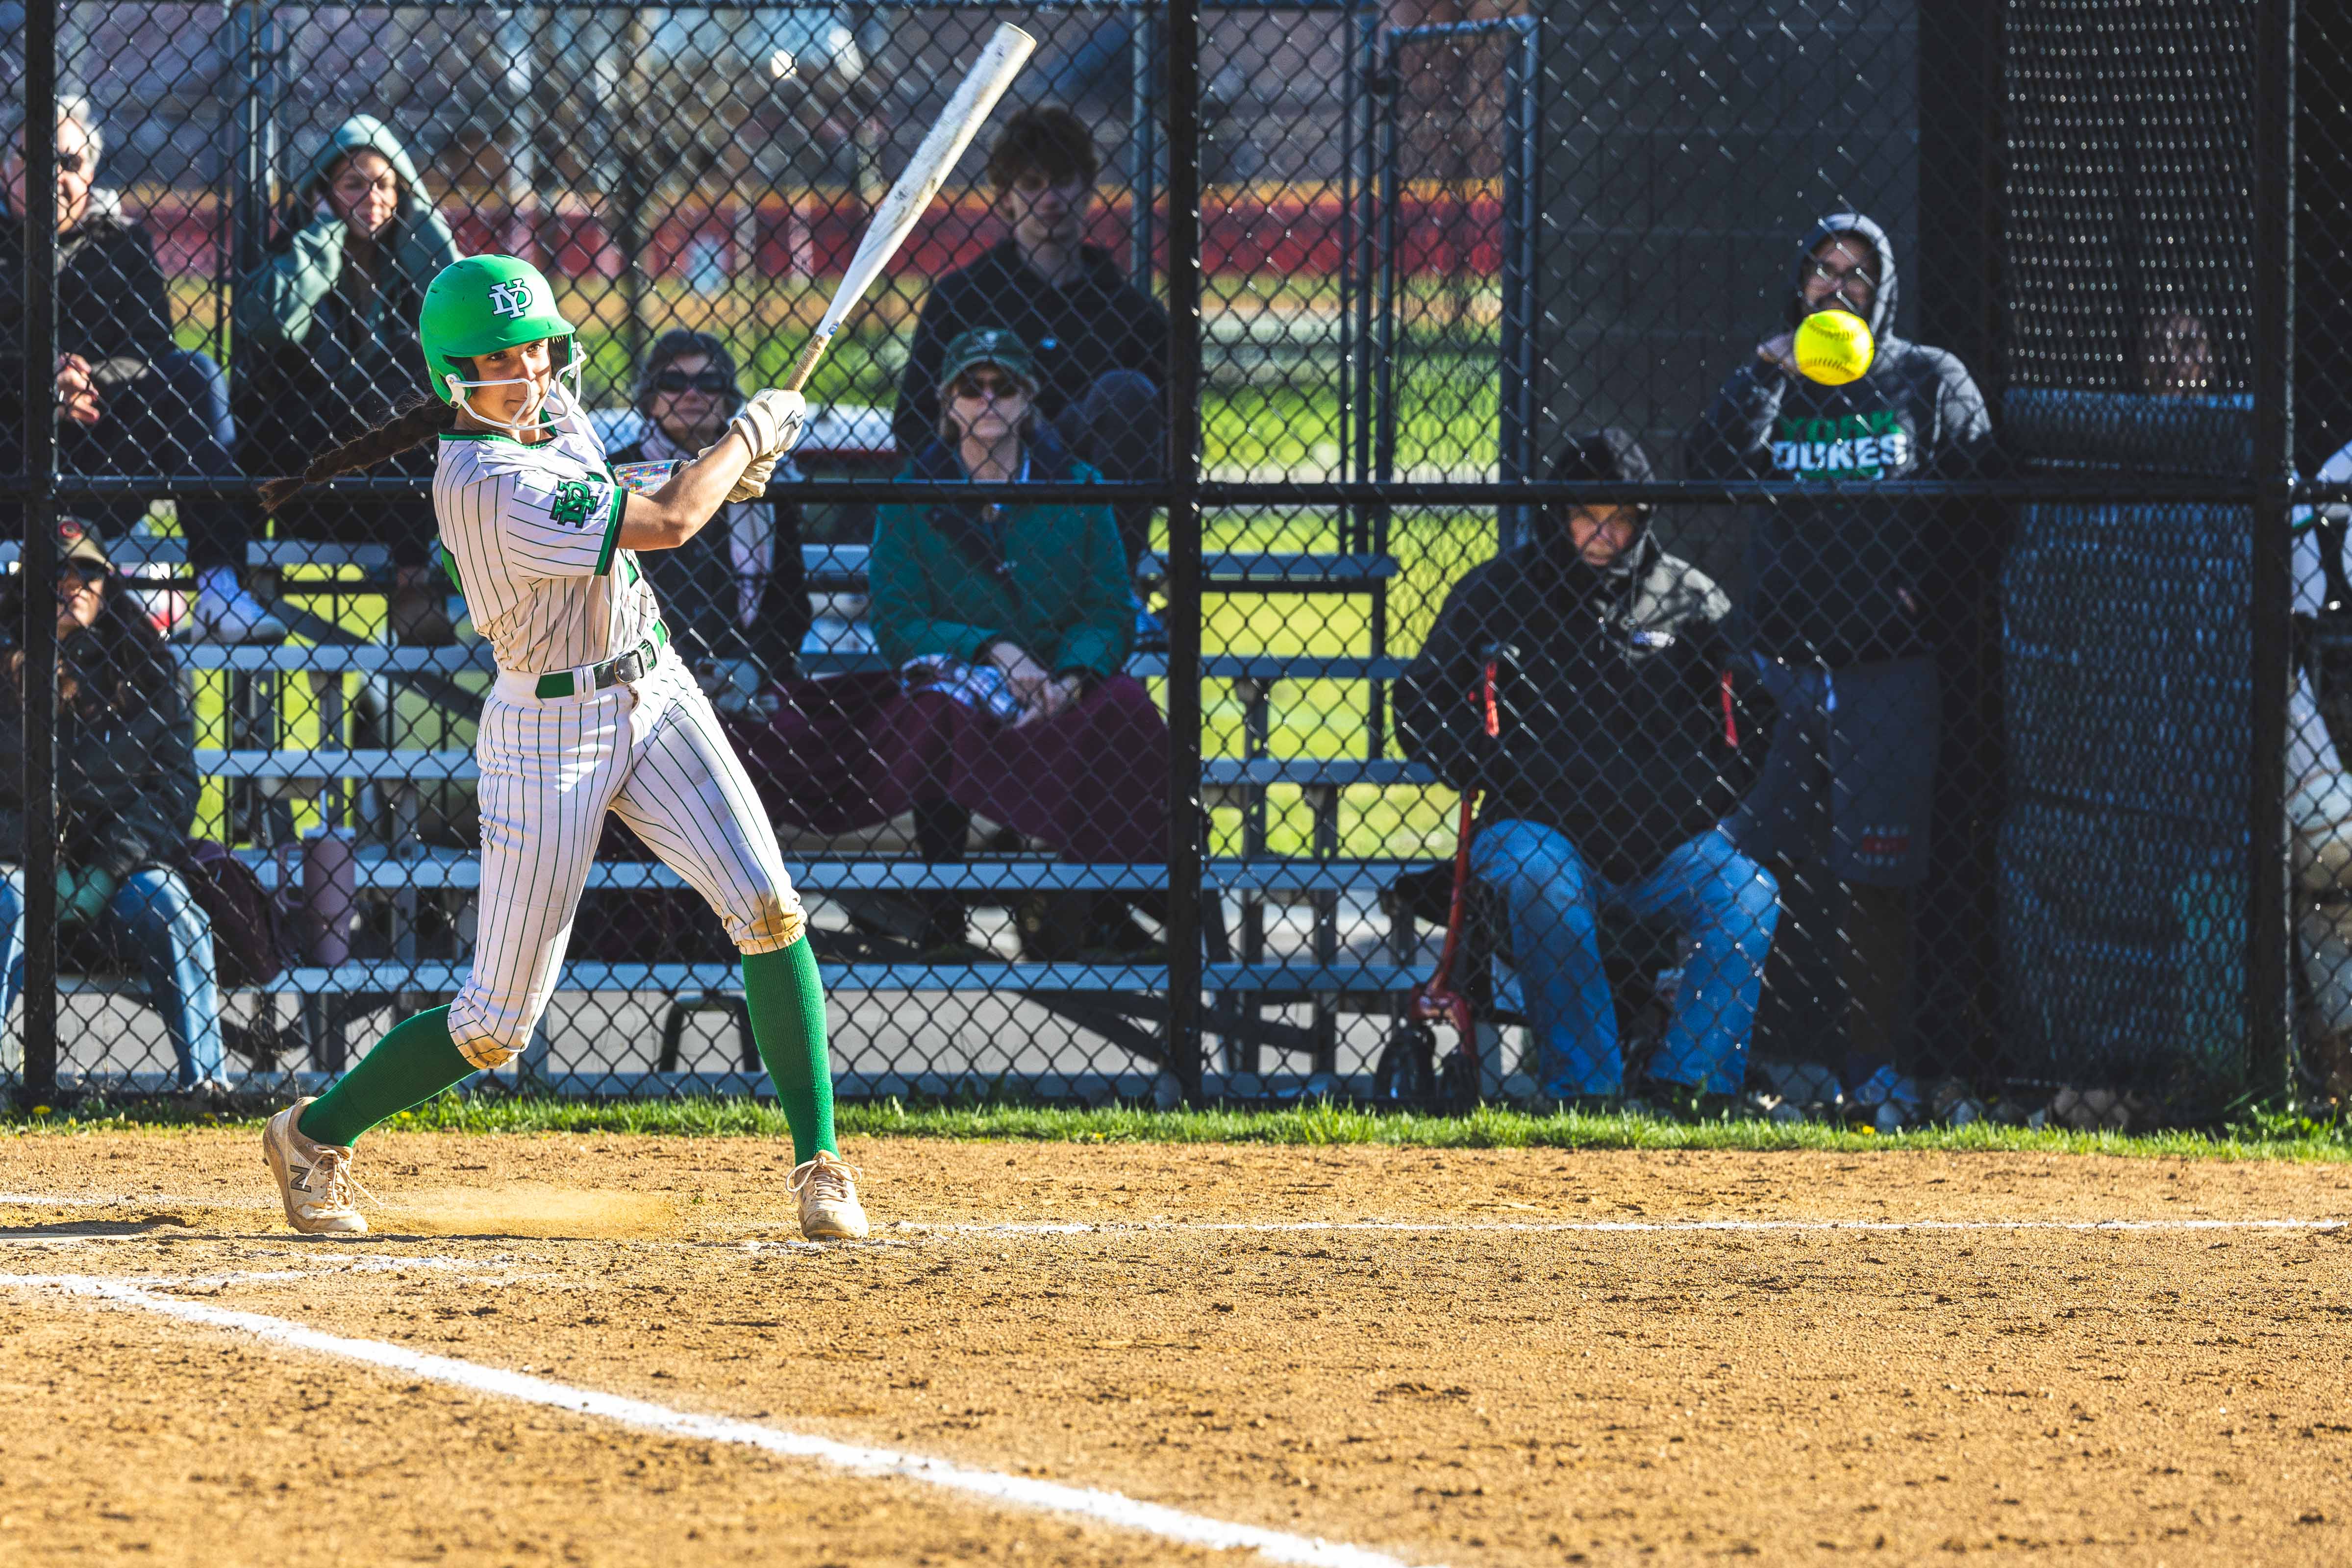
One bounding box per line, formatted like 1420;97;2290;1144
617;431;754;551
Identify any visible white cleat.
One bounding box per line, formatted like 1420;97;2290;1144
262;1097;371;1236
789;1150;869;1240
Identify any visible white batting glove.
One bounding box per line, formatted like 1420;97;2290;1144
729;388;807;463
730;450;778;505
699;441;778;504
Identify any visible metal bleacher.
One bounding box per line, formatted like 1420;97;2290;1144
9;509;1439;1095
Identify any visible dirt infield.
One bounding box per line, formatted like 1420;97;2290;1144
4;1135;2350;1566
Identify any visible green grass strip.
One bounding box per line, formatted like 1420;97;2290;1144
4;1096;2351;1161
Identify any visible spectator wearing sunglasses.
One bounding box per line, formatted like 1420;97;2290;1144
743;328;1167;957
0;520;225;1090
0;98;262;643
893;105;1167;573
605;330;810;699
232;116;464;643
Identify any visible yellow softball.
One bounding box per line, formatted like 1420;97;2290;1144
1793;309;1876;385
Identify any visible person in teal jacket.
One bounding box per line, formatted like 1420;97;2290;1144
232;114;464;641
743;328;1168;956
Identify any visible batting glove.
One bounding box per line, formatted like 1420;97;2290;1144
730;388;807;463
699;442;779;504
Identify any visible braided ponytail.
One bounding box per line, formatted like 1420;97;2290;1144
259;398;457;513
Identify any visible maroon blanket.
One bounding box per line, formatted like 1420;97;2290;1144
733;672;1171;864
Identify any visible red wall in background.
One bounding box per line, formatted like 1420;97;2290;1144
132;187;1507;286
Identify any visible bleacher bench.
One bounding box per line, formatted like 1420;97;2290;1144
20;521;1439;1080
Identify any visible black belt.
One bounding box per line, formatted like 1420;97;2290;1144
532;622;670;699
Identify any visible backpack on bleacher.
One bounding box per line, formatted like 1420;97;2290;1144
174;840;294;989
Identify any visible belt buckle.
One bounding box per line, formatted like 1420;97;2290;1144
616;649;647;685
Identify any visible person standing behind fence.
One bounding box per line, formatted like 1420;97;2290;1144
606;330;810;698
0;520;224;1091
1688;211;1998;1081
893;104;1167;574
234;115;465;644
0;97;266;644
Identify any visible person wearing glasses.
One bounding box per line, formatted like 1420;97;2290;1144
0;98;259;643
234;116;464;643
0;519;225;1091
892;105;1167;574
1688;211;1999;1095
606;330;810;699
746;327;1168;957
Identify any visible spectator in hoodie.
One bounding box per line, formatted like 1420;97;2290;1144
606;330;811;700
893;105;1167;572
0;97;262;643
1396;432;1780;1103
0;520;224;1089
1689;211;1998;1075
234;115;464;643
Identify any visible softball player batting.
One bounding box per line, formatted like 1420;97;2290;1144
256;254;867;1241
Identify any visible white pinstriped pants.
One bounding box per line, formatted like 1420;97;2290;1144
450;649;804;1070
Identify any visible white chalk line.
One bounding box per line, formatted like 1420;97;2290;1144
5;1193;2346;1244
3;1272;1427;1568
0;1256;515;1291
894;1217;2351;1239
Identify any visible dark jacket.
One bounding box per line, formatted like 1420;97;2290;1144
1396;535;1767;882
232;117;462;466
893;241;1167;456
1688;211;1999;667
0;193;177;430
605;429;810;679
868;428;1131;679
0;599;199;880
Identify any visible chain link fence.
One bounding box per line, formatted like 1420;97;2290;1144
0;0;2328;1126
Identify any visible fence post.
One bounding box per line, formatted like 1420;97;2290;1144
1163;0;1205;1103
19;0;61;1105
2250;0;2296;1101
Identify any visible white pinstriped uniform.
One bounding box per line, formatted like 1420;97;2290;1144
435;388;803;1071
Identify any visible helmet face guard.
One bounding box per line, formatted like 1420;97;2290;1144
419;254;583;436
440;340;584;437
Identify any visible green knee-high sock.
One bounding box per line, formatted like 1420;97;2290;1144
742;938;836;1165
296;1005;477;1148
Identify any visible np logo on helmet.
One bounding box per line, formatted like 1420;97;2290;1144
489;280;536;318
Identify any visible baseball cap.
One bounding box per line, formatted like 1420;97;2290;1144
55;517;111;573
939;328;1037;393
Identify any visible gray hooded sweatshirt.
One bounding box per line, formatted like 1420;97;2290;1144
1689;212;1997;666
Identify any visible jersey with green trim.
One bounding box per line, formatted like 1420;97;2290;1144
432;384;660;674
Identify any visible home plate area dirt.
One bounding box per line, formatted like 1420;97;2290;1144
3;1137;2350;1566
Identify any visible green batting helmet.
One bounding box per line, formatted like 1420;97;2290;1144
418;254;578;405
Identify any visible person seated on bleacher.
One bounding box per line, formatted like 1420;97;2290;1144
233;115;463;644
739;327;1167;957
606;330;810;700
892;104;1166;575
0;97;267;644
0;519;224;1090
1395;431;1780;1107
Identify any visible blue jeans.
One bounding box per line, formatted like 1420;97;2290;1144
1467;821;1779;1097
1;866;225;1088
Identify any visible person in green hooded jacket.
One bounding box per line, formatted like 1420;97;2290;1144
233;115;463;642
